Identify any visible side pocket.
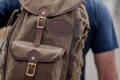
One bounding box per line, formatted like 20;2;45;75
6;41;65;80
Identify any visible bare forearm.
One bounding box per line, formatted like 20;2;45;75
98;69;118;80
94;50;118;80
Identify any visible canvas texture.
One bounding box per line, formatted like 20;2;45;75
0;0;90;80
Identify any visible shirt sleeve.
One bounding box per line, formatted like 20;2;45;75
0;0;20;28
91;0;119;54
0;0;8;27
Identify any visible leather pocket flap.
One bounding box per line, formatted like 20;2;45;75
11;41;65;62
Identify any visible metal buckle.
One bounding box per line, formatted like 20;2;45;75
26;63;37;77
37;16;46;28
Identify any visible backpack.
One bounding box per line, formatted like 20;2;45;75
0;0;90;80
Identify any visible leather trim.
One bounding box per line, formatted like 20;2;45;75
27;50;40;63
12;52;64;63
24;76;34;80
34;28;43;47
11;41;65;63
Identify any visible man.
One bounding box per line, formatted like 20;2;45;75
83;0;119;80
0;0;119;80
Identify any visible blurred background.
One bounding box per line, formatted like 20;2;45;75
86;0;120;80
0;0;119;80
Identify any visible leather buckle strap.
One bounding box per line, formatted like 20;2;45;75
37;16;46;28
26;63;37;77
34;16;46;47
24;50;40;80
34;7;50;47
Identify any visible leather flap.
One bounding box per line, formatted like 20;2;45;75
11;41;65;62
18;0;83;16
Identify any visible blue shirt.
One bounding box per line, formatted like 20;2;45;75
0;0;119;80
81;0;119;80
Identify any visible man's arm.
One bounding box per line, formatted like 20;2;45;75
90;0;119;80
94;50;118;80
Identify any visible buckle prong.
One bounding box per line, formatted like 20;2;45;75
26;63;37;77
37;16;46;28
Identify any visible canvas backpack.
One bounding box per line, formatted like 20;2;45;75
0;0;90;80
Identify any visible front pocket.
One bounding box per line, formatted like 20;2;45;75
6;41;65;80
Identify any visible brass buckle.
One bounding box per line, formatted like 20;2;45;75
26;63;37;77
37;16;46;28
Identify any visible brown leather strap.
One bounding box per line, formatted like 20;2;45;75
34;16;46;47
34;7;50;47
24;76;34;80
34;28;43;47
25;50;40;80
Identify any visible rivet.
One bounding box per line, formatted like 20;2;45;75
42;11;46;15
31;57;35;60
